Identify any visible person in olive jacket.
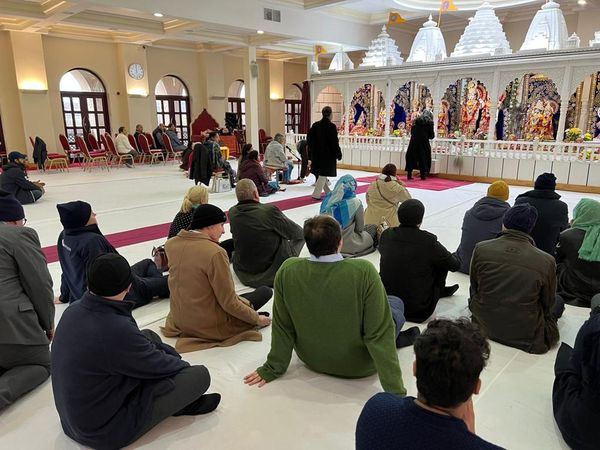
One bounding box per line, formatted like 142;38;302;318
514;172;568;256
469;204;562;354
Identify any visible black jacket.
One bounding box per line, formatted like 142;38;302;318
379;226;459;322
57;224;116;303
306;118;342;177
0;162;39;204
515;189;569;256
33;136;48;168
556;228;600;306
189;143;213;186
553;315;600;450
405;118;434;173
51;292;188;450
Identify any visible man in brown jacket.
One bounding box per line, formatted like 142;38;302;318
469;203;563;354
162;204;272;352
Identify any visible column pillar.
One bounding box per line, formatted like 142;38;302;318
344;82;350;137
487;71;501;141
432;76;442;137
10;32;54;156
556;66;573;143
244;46;259;147
384;79;392;137
268;60;284;134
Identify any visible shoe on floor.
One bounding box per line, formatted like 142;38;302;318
396;326;421;348
125;163;134;168
279;187;287;192
311;196;321;201
441;284;459;298
173;393;221;416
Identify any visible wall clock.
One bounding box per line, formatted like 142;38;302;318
128;63;145;80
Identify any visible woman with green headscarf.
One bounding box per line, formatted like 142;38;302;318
556;198;600;307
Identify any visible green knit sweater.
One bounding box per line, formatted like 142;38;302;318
256;257;406;395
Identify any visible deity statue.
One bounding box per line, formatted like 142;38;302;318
350;111;368;136
375;107;387;136
540;102;556;140
526;99;555;140
460;81;481;138
437;100;450;137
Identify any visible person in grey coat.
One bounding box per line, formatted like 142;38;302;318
0;190;54;410
454;181;511;274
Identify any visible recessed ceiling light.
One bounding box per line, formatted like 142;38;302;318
257;30;265;34
577;0;586;4
153;12;164;17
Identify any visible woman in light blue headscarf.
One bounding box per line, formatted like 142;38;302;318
320;174;376;257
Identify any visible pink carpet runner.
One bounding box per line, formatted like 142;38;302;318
42;175;471;263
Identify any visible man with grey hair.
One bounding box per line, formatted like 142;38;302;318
264;133;294;184
228;179;304;287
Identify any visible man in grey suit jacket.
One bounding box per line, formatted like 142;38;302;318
0;190;54;410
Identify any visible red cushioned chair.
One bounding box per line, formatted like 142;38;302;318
87;133;101;152
162;133;183;162
259;128;272;153
144;132;156;148
59;133;84;164
138;134;165;165
29;136;69;172
76;135;109;172
102;133;133;167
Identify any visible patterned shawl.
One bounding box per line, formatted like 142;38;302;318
320;175;361;229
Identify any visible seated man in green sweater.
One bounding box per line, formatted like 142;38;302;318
244;215;419;394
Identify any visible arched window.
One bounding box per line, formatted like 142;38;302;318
59;69;110;146
285;83;303;133
155;75;191;144
227;79;246;128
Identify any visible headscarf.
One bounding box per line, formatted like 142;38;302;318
320;175;361;229
571;198;600;262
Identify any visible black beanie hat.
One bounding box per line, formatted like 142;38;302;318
87;253;132;297
503;203;538;234
397;199;425;227
534;172;556;191
190;204;227;230
0;190;25;221
57;201;92;229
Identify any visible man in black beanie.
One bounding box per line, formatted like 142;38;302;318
51;253;219;449
56;200;169;307
470;203;562;354
515;172;569;256
162;204;273;352
379;199;460;323
0;190;54;410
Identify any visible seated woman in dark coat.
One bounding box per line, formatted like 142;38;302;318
405;110;434;180
238;150;280;197
553;299;600;450
556;198;600;307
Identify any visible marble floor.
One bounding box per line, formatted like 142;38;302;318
1;161;598;449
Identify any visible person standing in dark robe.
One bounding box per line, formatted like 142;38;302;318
405;110;434;180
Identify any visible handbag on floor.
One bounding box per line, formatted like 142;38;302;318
216;176;232;193
152;245;168;272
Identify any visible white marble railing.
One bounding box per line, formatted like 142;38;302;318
286;133;600;187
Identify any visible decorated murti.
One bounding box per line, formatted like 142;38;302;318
360;25;403;68
565;71;600;140
450;3;511;58
520;1;569;51
391;82;433;135
407;15;447;63
525;100;557;141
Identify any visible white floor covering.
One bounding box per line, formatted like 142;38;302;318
1;162;599;449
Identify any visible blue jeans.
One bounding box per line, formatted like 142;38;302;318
388;295;407;338
282;160;294;183
268;181;279;191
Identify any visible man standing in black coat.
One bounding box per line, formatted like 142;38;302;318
307;106;342;200
52;254;219;449
405;110;434;180
379;199;460;323
514;172;568;256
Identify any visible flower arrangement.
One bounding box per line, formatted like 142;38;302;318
565;127;582;142
584;132;593;142
366;128;376;137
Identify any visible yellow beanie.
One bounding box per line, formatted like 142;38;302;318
487;181;509;201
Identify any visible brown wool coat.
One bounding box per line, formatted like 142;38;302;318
161;230;261;352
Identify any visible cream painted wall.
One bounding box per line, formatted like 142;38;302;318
0;32;26;152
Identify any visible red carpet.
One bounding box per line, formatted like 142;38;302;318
42;176;470;263
354;175;472;191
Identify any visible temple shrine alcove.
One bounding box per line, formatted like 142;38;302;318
342;84;386;136
437;78;491;139
314;86;344;128
391;81;433;136
496;73;561;141
565;71;600;141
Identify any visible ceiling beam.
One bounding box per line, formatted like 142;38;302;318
303;0;352;9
